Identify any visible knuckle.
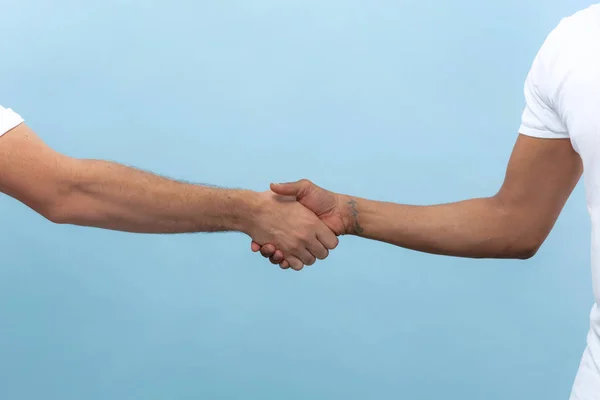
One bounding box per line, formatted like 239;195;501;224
302;251;316;265
317;249;329;260
330;237;339;250
292;246;303;255
299;232;312;241
298;179;313;195
292;236;305;247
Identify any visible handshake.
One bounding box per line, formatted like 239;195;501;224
245;179;360;271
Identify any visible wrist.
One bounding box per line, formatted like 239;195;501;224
336;193;361;236
225;189;263;235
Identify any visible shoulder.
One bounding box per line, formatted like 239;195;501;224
543;5;600;51
529;5;600;84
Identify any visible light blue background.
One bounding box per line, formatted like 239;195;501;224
0;1;596;399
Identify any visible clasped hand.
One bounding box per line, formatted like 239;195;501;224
248;180;349;271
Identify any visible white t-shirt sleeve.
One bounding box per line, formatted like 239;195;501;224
519;26;569;139
0;105;24;137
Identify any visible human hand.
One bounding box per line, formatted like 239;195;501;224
251;180;352;269
247;190;339;270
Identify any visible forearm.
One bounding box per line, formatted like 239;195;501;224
50;159;258;234
341;195;540;259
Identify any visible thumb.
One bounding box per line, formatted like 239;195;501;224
251;241;261;252
270;180;309;197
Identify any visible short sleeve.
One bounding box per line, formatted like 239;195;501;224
0;105;24;137
519;26;569;139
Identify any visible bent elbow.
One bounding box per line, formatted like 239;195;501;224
41;202;71;225
38;193;74;225
514;245;540;260
36;175;79;224
4;150;81;224
506;238;544;260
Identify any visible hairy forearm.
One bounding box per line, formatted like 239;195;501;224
49;159;258;234
341;196;540;259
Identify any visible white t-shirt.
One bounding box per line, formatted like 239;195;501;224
0;105;24;136
519;4;600;399
0;5;598;398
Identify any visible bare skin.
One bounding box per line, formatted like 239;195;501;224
0;123;338;270
253;134;582;269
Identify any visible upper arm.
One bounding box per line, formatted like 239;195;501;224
0;122;74;215
496;134;581;245
494;19;581;246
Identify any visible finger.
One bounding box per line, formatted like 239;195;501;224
251;241;261;252
317;228;339;250
269;250;284;264
288;255;305;270
260;244;277;258
280;260;290;269
308;239;329;260
294;248;316;267
285;256;304;271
